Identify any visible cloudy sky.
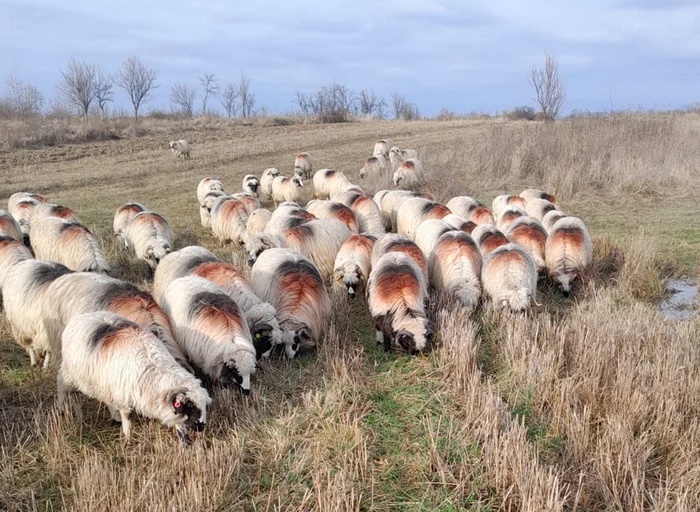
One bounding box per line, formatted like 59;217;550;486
2;0;699;116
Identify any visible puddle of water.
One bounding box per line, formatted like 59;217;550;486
659;279;699;320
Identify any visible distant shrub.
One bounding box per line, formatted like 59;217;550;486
506;106;537;121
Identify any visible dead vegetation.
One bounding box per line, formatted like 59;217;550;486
1;114;699;511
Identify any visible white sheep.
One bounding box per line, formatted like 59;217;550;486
446;196;495;226
442;214;477;235
0;209;23;242
312;169;354;200
492;194;526;220
542;209;569;235
359;154;387;179
545;216;592;295
160;276;257;394
243;208;272;243
373;139;391;159
113;203;146;245
210;196;249;245
389;146;418;165
524;198;559;222
496;205;527;232
260;168;281;202
271;176;305;207
200;190;225;229
333;234;377;298
242;175;261;197
58;311;211;444
472;224;510;257
232;192;262;214
481;243;537;312
520;188;557;205
0;235;33;299
331;190;385;235
414;219;456;259
395;197;451;241
122;211;174;270
8;192;45;240
504;216;548;272
197;177;225;206
371;233;428;284
392;158;424;188
374;189;421;231
294;152;313;180
428;231;482;310
305;200;359;234
169;139;190;160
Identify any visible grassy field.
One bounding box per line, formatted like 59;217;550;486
1;115;699;511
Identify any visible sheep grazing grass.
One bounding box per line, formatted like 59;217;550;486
1;116;700;511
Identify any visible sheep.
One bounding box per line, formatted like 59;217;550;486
505;216;548;272
371;233;428;284
160;276;257;393
389;146;418;165
545;216;592;295
472;224;510;257
368;252;432;354
442;214;477;234
429;231;482;310
491;194;526;219
333;234;377;298
0;209;23;242
481;243;537;312
294;152;313;180
414;219;456;258
313;169;354;200
373;139;390;159
260;168;281;201
392;158;424;188
3;260;72;367
0;236;33;299
232;192;262;214
395;197;450;241
210;196;249;245
197;177;225;206
520;189;557;205
169;139;190;160
265;203;316;236
497;205;527;232
243;232;287;267
8;193;45;241
40;271;192;373
29;217;110;273
122;211;174;270
251;248;330;350
113;203;146;245
332;190;385;235
305;200;359;234
153;246;295;359
200;190;225;229
244;208;272;242
446;196;495;226
374;189;422;231
271;176;304;207
58;311;211;444
359;154;387;179
8;192;46;213
542;210;568;235
242;175;261;197
28;203;79;227
525;198;559;222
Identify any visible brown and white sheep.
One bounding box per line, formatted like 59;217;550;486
333;234;377;298
30;217;110;273
294;152;313;180
392;158;424;188
260;168;281;201
396;197;450;241
505;216;548;272
197;177;225;206
113;202;146;244
332;190;385;235
491;194;526;219
545;216;592;295
122;211;174;269
446;196;495;226
305;200;359;234
371;233;429;284
210;196;249;245
0;209;23;242
415;219;456;259
271;176;305;207
428;231;482;310
520;189;557;205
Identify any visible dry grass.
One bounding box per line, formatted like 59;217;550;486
1;114;699;511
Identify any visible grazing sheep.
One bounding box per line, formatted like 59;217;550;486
113;203;146;244
243;232;287;267
429;231;482;310
210;196;249;245
446;196;495;226
396;197;450;241
305;200;359;234
312;169;354;200
197;177;225;206
392;158;424;188
244;208;272;242
8;193;45;240
505;216;548;272
442;214;477;234
497;205;527;232
389;146;418;165
525;198;559;222
30;217;110;273
58;311;211;444
260;168;281;201
153;246;295;359
333;234;377;298
294;152;313;180
169;139;190;160
332;190;385;235
271;176;305;207
122;211;174;270
481;243;537;312
520;189;557;205
359;154;387;179
371;233;428;284
264;203;315;237
200;190;225;229
41;272;192;373
373;139;390;159
29;203;79;227
3;260;72;367
8;192;46;213
542;210;568;235
232;192;262;214
472;224;510;257
251;248;330;350
545;216;592;295
368;252;432;354
491;194;526;219
242;175;261;197
0;236;33;298
160;276;257;393
415;219;456;258
375;189;422;231
0;209;23;242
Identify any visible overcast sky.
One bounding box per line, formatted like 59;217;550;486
2;0;699;116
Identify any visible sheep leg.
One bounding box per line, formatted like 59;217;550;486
42;351;51;370
56;373;70;408
107;405;122;423
120;410;132;442
27;347;38;367
177;427;192;447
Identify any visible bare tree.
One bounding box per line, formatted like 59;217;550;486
359;89;386;118
94;68;113;119
294;90;313;117
219;82;240;118
113;56;159;121
170;83;197;117
58;56;97;119
391;92;408;120
529;51;566;121
4;69;44;118
199;73;219;115
238;72;255;118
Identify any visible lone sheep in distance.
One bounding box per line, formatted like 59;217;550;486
169;140;190;160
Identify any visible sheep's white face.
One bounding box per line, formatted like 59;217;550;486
335;264;363;298
169;141;177;149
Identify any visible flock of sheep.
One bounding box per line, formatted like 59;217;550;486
0;137;592;445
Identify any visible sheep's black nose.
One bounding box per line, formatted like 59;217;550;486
194;422;205;432
248;258;255;267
